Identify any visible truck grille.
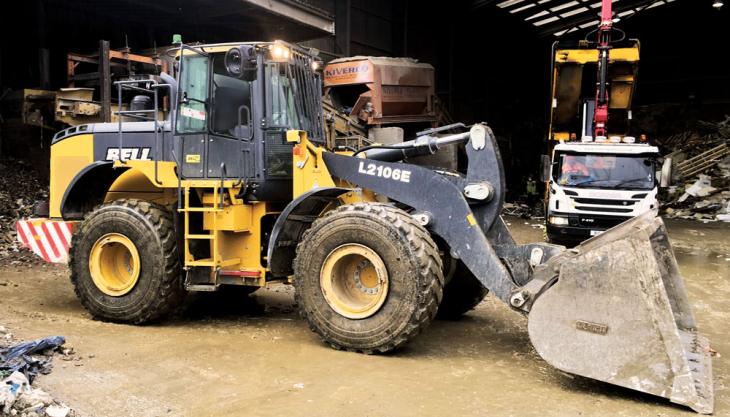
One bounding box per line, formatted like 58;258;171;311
574;206;633;213
578;215;632;228
572;197;637;206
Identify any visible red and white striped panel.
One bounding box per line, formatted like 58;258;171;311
16;219;75;263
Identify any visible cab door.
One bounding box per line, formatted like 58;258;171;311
176;49;210;179
206;53;257;180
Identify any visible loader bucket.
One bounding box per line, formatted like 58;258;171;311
527;212;713;414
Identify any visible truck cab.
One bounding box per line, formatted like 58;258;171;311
543;37;658;245
546;140;660;245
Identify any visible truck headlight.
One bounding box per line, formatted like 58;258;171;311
549;216;570;226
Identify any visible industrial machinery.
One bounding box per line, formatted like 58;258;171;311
17;39;713;413
543;0;666;245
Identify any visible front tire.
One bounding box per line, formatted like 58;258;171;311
437;260;489;319
294;203;443;353
69;199;185;323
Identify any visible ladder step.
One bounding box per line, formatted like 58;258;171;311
187;258;215;267
179;207;223;212
186;258;240;267
219;258;241;267
185;284;219;292
187;234;214;239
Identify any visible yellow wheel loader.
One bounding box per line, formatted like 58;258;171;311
17;40;713;413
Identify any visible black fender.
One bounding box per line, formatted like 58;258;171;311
60;161;129;219
267;186;351;277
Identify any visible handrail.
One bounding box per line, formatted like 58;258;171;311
112;79;171;185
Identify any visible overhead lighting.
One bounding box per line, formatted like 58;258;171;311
713;0;723;9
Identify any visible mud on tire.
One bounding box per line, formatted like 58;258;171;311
294;203;444;353
69;199;185;323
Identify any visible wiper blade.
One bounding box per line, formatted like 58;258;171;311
571;179;602;186
615;178;650;187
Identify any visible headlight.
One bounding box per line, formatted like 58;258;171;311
270;44;290;61
549;216;570;226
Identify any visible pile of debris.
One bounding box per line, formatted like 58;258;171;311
659;116;730;222
0;326;74;417
502;202;544;220
0;158;48;264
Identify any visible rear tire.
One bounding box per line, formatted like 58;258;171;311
69;199;185;323
294;203;443;353
437;260;489;319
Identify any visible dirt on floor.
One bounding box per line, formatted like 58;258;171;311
0;216;728;417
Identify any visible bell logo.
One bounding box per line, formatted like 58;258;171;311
105;147;152;161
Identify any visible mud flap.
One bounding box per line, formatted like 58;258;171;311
527;212;713;414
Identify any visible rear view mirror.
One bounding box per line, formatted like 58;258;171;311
225;46;257;81
660;157;672;187
539;155;552;182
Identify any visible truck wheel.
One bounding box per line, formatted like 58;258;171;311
437;260;489;319
69;199;185;323
294;203;444;353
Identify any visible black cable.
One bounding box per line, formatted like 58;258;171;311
334;145;359;153
352;143;414;157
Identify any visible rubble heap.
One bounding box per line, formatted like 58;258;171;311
659;116;730;222
0;326;75;417
0;158;48;263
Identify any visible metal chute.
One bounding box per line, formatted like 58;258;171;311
527;212;713;414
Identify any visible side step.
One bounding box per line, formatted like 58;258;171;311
185;284;219;292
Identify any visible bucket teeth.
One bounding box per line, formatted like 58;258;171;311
527;212;714;414
674;331;713;413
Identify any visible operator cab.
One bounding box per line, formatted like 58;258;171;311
174;41;324;201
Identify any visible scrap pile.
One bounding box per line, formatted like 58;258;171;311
0;158;48;263
0;327;74;417
659;116;730;222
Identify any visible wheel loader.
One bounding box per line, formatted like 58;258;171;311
17;40;713;413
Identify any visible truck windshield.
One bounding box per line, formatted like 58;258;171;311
553;153;655;190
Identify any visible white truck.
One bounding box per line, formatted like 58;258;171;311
545;140;661;245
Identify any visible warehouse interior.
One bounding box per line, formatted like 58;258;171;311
1;2;729;416
2;0;728;192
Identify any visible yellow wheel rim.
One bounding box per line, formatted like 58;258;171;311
320;243;389;319
89;233;141;297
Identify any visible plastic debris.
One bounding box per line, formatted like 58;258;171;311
45;403;71;417
0;332;75;417
0;371;29;414
1;336;65;382
678;175;717;202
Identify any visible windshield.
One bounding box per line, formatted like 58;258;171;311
553;152;655;190
266;63;302;130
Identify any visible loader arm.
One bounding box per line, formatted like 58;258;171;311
321;126;559;304
307;125;714;414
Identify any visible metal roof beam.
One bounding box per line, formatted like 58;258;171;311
240;0;335;35
537;0;663;36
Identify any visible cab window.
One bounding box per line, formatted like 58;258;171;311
211;54;252;138
176;54;209;134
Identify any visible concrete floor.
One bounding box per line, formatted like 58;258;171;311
0;216;727;417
